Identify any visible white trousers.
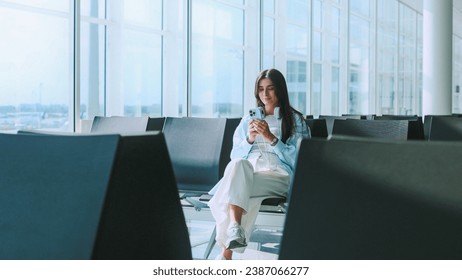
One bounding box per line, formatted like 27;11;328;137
208;158;290;253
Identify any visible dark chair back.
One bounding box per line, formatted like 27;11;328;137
162;117;228;192
319;115;361;136
147;117;166;131
332;119;410;140
90;116;149;133
305;119;328;138
220;118;240;177
374;115;424;140
341;114;375;120
0;132;191;259
428;116;462;141
280;137;462;260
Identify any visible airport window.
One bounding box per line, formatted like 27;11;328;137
377;0;398;115
80;0;106;121
311;63;322;116
0;1;71;132
416;13;423;116
262;0;275;69
190;0;245;117
348;1;371;114
0;0;458;133
286;0;309;113
398;3;417;115
331;66;340;113
310;0;343;116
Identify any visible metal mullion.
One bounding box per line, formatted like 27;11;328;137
73;0;81;132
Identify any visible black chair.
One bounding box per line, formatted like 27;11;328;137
90;116;149;133
319;115;361;136
147;117;166;131
162;117;288;259
0;132;191;259
423;115;452;140
375;114;418;119
162;117;231;194
279;137;462;260
341;114;375;120
332;119;411;140
428;116;462;141
305;119;328;138
374;115;424;140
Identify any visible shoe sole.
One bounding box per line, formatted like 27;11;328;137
227;239;247;250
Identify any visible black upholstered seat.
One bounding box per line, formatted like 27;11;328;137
332;119;411;140
280;137;462;260
0;132;191;259
90;116;149;133
162;117;232;193
427;116;462;141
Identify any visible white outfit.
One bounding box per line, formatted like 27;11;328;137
208;111;310;253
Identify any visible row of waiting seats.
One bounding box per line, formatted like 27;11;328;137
0;131;191;259
15;115;285;259
306;114;462;141
280;136;462;259
6;114;462;259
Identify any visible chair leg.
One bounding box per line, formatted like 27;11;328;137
203;226;217;259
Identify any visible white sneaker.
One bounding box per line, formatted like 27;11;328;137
226;223;247;250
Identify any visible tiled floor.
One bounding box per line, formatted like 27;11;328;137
186;219;283;260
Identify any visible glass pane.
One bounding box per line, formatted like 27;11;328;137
398;3;416;115
81;0;105;18
348;15;370;114
163;0;186;117
0;6;70;132
416;14;423;116
313;0;322;29
377;0;398;115
311;64;322;116
222;0;244;5
191;0;244;117
80;22;105;120
350;0;370;17
122;0;162;29
312;31;322;61
287;25;308;56
191;43;243;117
287;60;307;113
331;6;340;35
263;17;274;52
262;53;274;69
263;0;275;14
193;0;243;46
287;0;309;26
122;31;162;117
331;66;340;115
2;0;69;12
331;38;339;64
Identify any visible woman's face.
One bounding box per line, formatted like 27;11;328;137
258;78;279;109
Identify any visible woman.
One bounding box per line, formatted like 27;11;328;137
208;68;311;260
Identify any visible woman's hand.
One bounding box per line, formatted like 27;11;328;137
248;119;275;143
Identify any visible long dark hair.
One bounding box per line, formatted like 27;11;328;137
254;68;303;143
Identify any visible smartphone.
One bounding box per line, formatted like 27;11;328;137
249;107;265;120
